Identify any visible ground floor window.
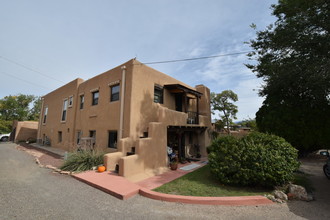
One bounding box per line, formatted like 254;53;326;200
89;130;96;146
77;131;82;144
108;131;117;148
58;131;62;143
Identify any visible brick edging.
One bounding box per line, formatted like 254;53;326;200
139;188;274;206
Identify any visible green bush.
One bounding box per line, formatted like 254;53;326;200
60;150;105;172
208;132;300;188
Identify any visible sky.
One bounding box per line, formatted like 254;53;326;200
0;0;277;121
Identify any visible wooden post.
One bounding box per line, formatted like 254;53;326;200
196;96;200;124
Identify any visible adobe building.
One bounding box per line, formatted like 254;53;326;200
11;120;38;143
38;59;212;181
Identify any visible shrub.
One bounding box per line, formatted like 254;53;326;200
208;132;300;188
60;150;105;172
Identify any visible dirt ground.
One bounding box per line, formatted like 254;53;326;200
15;143;64;168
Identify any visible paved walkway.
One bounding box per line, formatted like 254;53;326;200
30;143;66;157
73;161;272;206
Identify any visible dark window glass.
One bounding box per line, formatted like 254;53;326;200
77;131;82;144
61;99;68;121
154;86;163;104
108;131;117;148
58;131;62;143
69;96;73;106
92;91;99;105
89;130;96;146
111;84;120;102
80;95;84;109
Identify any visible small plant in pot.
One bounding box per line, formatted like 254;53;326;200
170;160;178;170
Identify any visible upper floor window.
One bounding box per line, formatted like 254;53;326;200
80;95;84;109
154;85;163;104
92;91;99;106
43;106;48;124
68;96;73;107
110;84;120;102
61;99;68;121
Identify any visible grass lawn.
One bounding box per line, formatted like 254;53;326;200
154;165;272;197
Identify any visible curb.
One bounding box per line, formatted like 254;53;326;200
139;188;274;206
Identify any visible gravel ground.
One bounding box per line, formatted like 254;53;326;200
16;143;64;168
1;142;329;220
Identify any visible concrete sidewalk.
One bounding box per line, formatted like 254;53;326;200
30;143;66;157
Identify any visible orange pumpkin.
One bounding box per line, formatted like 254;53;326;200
98;165;106;172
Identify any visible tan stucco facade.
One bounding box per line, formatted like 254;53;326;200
38;59;212;181
12;121;38;143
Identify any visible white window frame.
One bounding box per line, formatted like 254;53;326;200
61;99;68;122
42;106;48;124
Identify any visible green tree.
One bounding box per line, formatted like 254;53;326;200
0;94;36;121
0;120;12;134
28;97;41;121
240;118;257;131
247;0;330;153
211;90;238;135
214;119;225;132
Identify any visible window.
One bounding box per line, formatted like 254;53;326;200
92;91;99;105
80;95;84;109
68;96;73;107
43;106;48;124
154;85;164;104
89;130;96;146
110;84;120;102
61;99;68;121
77;131;82;144
58;131;62;143
108;131;117;148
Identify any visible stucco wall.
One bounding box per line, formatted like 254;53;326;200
129;60;200;138
72;60;136;152
12;121;38;142
38;78;83;151
38;59;212;181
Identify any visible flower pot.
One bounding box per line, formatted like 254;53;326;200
170;163;178;170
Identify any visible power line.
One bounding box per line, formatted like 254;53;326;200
141;51;252;65
0;71;50;90
0;55;65;83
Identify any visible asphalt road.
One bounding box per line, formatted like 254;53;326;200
1;142;329;220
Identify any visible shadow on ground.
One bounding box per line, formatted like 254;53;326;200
286;157;330;220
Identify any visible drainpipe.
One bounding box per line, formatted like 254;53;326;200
37;97;44;144
119;66;126;139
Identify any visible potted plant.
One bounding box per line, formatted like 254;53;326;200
170;160;178;170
